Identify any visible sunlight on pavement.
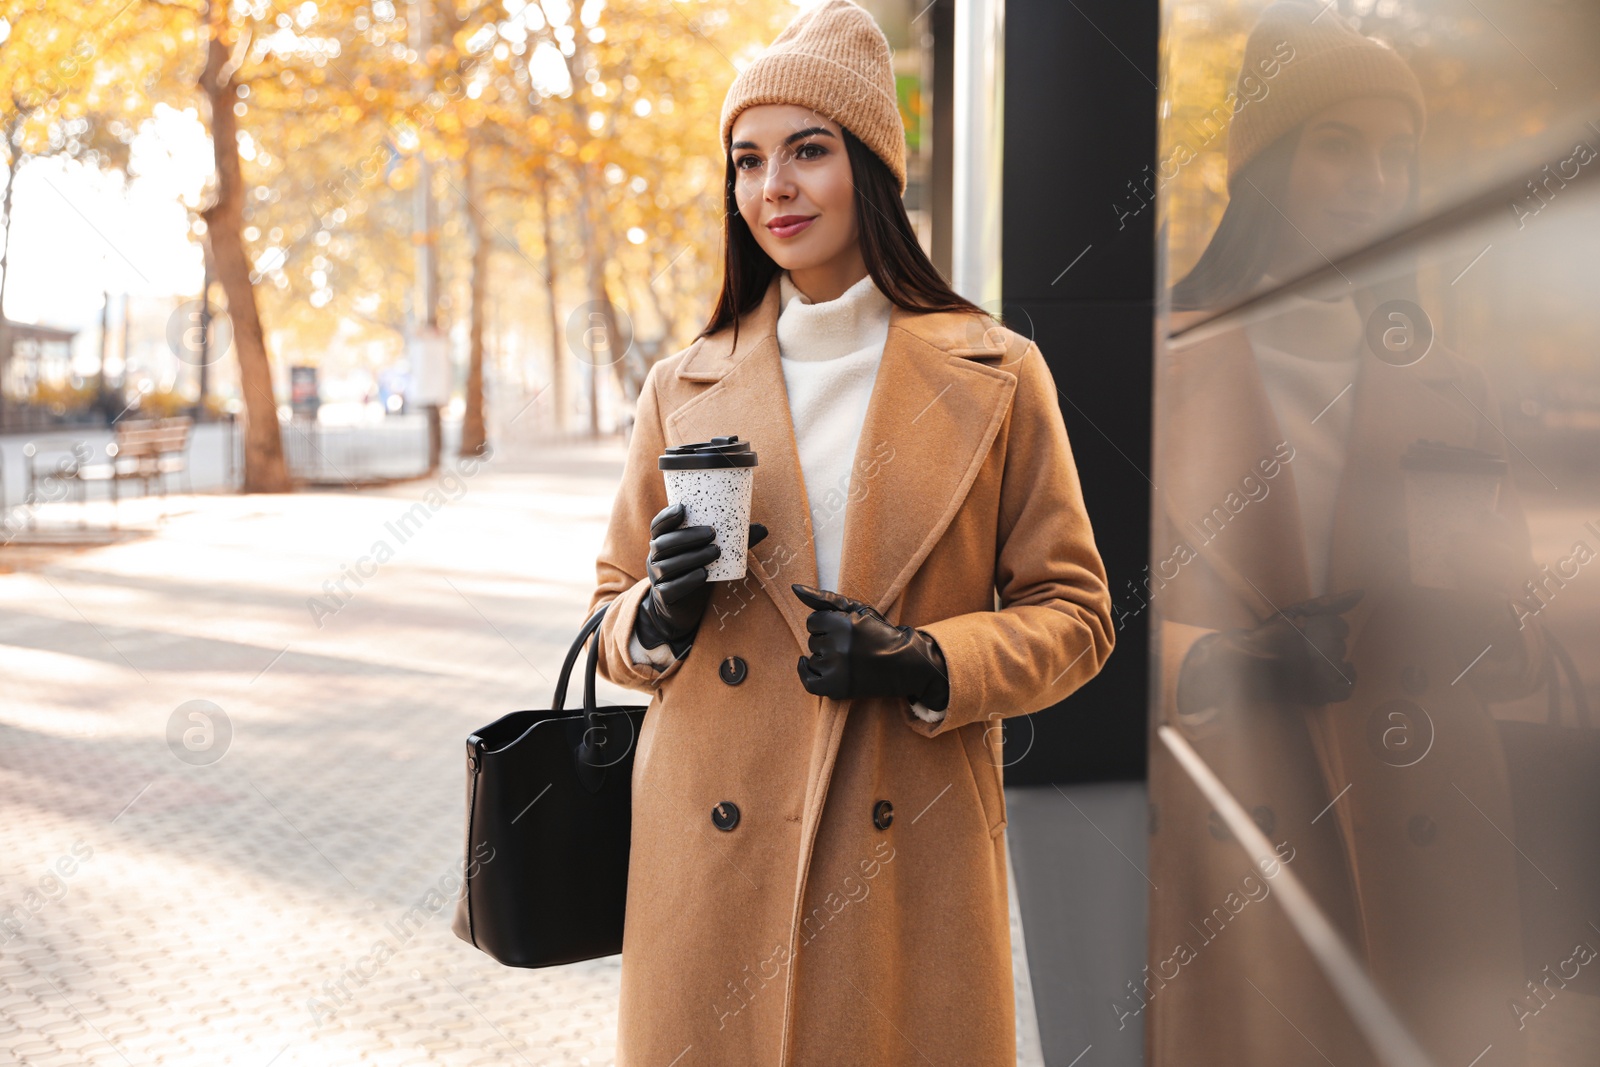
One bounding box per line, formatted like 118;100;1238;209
1;441;630;1067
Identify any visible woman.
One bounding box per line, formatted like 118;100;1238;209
586;2;1115;1064
1149;4;1544;1065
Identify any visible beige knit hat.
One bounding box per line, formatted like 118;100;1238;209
719;0;907;195
1227;1;1427;186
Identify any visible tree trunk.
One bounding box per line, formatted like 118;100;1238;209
593;194;643;403
644;255;680;353
576;163;627;435
199;4;290;493
459;148;488;456
0;115;23;417
574;152;642;405
537;163;566;436
0;115;22;323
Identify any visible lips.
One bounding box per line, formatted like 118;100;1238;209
767;215;816;238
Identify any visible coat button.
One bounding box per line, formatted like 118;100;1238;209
872;799;894;830
711;801;740;831
719;656;748;686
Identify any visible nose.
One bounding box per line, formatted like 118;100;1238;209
1347;145;1389;203
763;148;798;200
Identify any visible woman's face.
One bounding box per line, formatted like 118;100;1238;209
730;103;864;300
1274;95;1418;270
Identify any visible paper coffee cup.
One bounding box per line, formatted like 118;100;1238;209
659;435;759;582
1399;440;1506;590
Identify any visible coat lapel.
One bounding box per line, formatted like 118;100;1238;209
834;310;1017;618
665;273;1018;651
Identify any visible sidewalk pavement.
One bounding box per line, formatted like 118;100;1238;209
0;435;1042;1066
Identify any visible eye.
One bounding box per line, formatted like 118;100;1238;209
734;154;761;171
797;142;827;160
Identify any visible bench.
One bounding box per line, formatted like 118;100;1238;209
90;416;195;499
18;417;195;529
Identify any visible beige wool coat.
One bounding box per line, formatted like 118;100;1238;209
586;271;1115;1067
1146;309;1545;1067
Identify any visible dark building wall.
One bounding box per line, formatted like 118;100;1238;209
1002;0;1159;785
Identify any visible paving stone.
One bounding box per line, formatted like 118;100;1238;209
0;442;635;1066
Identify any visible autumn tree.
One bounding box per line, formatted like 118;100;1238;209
481;0;778;427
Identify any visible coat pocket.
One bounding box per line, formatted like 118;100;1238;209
957;721;1008;838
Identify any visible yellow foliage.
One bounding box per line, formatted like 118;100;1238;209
6;0;796;400
133;389;194;420
28;380;98;415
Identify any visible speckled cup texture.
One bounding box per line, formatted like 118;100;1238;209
663;468;755;581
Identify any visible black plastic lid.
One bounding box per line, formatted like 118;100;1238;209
659;434;759;470
1400;439;1507;476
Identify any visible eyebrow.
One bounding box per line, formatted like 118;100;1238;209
730;126;837;152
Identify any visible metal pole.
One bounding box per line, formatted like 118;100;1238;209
197;259;212;419
98;291;112;425
952;0;1005;308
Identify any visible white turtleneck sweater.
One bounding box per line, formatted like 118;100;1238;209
1242;274;1363;596
773;268;893;590
630;270;946;723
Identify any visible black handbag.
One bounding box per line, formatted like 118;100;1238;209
1500;633;1600;996
451;600;649;967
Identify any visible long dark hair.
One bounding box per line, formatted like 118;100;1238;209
1170;120;1422;313
696;125;988;351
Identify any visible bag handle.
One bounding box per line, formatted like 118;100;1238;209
584;605;603;720
552;597;639;788
575;610;608;771
552;600;609;713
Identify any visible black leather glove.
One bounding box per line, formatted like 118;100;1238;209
1177;588;1363;717
791;584;950;710
634;500;767;658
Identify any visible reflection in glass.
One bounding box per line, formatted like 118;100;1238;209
1148;3;1600;1066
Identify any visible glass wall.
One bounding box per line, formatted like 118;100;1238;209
1149;2;1600;1065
